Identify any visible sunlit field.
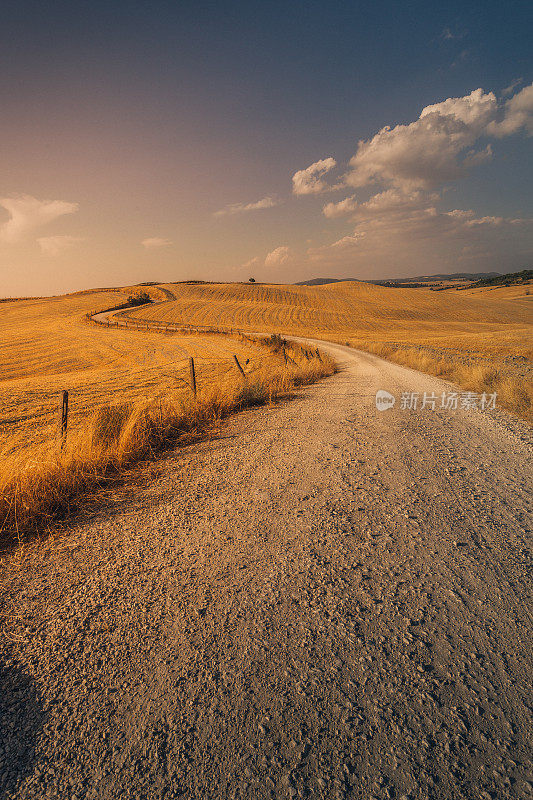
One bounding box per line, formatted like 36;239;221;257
125;280;533;419
0;289;275;448
0;289;334;538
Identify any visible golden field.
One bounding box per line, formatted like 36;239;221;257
126;280;533;419
0;289;334;539
0;277;531;539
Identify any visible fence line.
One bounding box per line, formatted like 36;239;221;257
85;310;241;337
41;307;323;449
53;346;313;447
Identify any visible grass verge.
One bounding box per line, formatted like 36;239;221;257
0;339;335;544
357;341;532;422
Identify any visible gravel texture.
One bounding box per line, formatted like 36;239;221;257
1;342;532;800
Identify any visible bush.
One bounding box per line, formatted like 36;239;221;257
127;291;152;306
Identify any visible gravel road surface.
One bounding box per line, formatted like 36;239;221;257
1;342;532;800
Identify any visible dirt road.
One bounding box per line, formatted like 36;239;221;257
1;342;532;799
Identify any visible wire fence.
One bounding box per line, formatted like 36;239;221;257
0;307;321;450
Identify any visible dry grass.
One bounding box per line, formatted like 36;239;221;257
126;280;532;336
357;342;533;422
0;325;334;541
1;277;530;539
127;281;532;421
0;291;281;448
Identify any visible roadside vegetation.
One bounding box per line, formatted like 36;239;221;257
355;341;533;422
0;293;334;542
125;279;532;422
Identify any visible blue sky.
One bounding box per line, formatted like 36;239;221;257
1;0;532;294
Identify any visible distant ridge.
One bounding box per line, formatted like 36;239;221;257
296;272;502;286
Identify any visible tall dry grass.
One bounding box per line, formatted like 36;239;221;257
359;342;532;421
0;340;335;542
124;280;532;421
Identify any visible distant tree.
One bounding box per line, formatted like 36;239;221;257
249;277;256;283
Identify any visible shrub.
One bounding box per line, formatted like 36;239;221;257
127;291;152;307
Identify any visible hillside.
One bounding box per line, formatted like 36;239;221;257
125;279;532;353
125;279;532;421
468;269;532;288
0;290;266;448
296;272;501;286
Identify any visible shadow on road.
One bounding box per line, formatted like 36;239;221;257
0;660;45;799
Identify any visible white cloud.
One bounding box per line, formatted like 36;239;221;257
292;158;337;195
487;83;533;137
325;189;438;222
38;235;84;256
341;84;533;193
323;196;359;218
214;196;280;217
0;195;78;244
330;233;366;248
345;89;499;191
296;83;533;277
308;195;533;273
264;245;291;267
141;237;173;248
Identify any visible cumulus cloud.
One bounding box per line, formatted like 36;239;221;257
141;237;173;248
298;83;533;276
293;84;532;201
345;89;500;191
214;196;280;217
337;84;533;194
322;196;359;218
487;83;533;137
330;233;366;248
264;246;291;267
0;195;78;244
292;158;337;195
37;235;84;256
324;189;439;221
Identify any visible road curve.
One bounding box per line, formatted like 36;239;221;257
1;342;532;800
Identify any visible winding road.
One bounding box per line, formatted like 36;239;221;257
1;342;532;800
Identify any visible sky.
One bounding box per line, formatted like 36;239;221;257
1;0;532;296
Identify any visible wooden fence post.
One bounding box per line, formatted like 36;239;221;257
59;390;68;448
189;357;197;396
233;355;246;376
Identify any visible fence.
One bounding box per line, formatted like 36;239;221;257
85;310;241;337
33;308;319;448
52;346;315;447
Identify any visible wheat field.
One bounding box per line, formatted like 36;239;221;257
0;288;334;538
125;280;533;418
1;279;531;538
0;289;278;448
125;280;531;345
